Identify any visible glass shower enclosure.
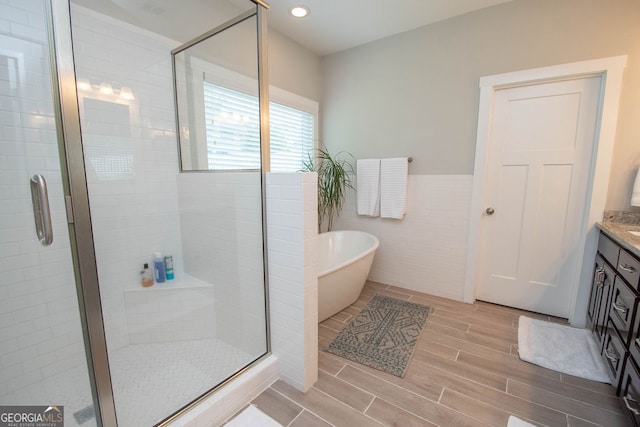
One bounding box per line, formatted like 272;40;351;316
0;0;270;425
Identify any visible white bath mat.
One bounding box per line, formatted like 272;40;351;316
507;415;537;427
225;404;282;427
517;316;610;383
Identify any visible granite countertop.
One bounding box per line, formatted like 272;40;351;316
596;210;640;259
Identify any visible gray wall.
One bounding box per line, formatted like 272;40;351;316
270;30;322;102
321;0;640;210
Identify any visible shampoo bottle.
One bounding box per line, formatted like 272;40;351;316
153;252;165;283
141;263;153;287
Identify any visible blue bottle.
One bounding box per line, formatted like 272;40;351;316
153;252;165;283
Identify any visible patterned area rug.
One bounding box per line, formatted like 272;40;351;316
325;294;430;377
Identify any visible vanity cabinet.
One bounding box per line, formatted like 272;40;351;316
589;229;640;425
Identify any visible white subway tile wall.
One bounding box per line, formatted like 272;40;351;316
266;172;318;392
71;3;185;350
0;0;94;416
334;175;473;301
177;172;267;356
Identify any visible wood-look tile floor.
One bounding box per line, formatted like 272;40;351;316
250;281;629;427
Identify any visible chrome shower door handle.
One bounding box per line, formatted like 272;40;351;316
30;174;53;246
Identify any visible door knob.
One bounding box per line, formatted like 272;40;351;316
486;207;495;215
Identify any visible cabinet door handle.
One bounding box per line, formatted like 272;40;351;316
620;264;637;274
596;268;605;287
612;301;628;315
623;395;640;416
604;348;618;363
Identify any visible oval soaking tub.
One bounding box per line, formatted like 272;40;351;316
317;230;379;322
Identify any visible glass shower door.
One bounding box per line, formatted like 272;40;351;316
0;1;97;426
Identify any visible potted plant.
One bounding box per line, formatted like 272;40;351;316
302;147;354;232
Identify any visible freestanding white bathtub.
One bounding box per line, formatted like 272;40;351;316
317;230;379;322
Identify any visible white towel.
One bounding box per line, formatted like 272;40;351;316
380;157;408;219
632;167;640;207
356;159;381;216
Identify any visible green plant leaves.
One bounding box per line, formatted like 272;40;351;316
301;148;354;232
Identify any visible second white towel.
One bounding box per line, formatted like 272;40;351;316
380;157;408;219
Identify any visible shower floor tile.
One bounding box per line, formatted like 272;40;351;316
0;363;96;427
109;338;253;427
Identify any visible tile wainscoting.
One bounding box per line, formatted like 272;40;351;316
266;172;319;392
333;175;473;301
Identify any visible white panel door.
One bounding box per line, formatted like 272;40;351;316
475;76;602;317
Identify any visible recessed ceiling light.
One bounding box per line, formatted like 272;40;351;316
290;6;309;18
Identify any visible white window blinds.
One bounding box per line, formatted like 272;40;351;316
203;81;315;171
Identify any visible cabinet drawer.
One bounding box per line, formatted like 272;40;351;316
619;249;640;289
620;359;640;426
610;277;639;345
599;233;620;267
603;324;627;389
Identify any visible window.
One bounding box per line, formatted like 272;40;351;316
203;81;315;171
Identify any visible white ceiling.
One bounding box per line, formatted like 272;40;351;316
265;0;512;56
73;0;512;56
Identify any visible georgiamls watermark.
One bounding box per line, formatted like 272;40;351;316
0;406;63;427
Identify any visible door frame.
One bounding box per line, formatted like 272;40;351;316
464;56;627;326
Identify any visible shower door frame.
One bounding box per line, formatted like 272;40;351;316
48;0;273;425
48;1;116;425
166;5;273;424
